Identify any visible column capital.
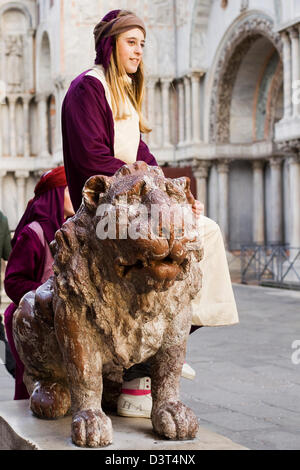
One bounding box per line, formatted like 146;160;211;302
8;95;17;106
281;30;291;44
147;76;158;88
22;94;31;105
192;160;211;178
288;26;299;40
252;160;265;170
160;76;173;85
269;156;283;167
288;154;300;165
15;170;29;179
190;70;205;82
53;75;67;90
35;92;49;102
0;170;7;178
217;160;230;173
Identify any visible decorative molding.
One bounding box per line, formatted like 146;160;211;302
277;138;300;153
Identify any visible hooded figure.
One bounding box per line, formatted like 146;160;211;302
4;166;70;400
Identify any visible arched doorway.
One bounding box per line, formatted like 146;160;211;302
208;14;284;249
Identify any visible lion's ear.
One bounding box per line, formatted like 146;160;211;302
172;176;195;205
83;175;112;211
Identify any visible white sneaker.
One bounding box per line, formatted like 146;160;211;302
181;362;196;380
117;363;195;419
117;376;152;418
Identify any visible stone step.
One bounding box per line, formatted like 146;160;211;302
0;400;248;450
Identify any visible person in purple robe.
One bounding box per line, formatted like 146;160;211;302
61;9;238;419
4;166;75;400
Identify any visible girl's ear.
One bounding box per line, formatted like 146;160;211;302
82;175;112;211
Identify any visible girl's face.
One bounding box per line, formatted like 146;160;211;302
116;28;145;74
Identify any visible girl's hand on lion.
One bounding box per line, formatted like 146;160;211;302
192;199;204;218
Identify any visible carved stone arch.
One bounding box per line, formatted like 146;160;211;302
0;2;32;28
36;30;52;93
209;12;282;143
190;0;211;69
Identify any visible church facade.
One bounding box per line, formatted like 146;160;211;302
0;0;299;252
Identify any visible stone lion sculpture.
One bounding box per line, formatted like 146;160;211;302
13;161;203;448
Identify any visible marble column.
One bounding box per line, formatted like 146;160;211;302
0;171;7;210
193;161;210;215
15;171;29;220
54;78;67;158
252;160;265;244
217;160;230;247
161;77;172;148
281;31;292;119
289;154;300;247
36;92;50;158
23;95;30;157
9;96;17;158
289;27;300;117
183;75;192;145
177;80;185;146
269;157;283;244
191;72;201;143
147;77;156;147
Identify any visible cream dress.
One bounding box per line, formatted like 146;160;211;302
85;65;239;327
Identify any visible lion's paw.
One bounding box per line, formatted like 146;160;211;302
71;409;113;447
152;401;198;440
30;382;71;419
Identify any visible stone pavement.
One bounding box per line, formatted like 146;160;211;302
1;283;300;450
181;283;300;450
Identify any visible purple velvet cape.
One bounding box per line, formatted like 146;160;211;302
4;228;46;400
61;70;158;212
4;186;66;400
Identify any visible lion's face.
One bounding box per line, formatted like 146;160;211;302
82;162;202;293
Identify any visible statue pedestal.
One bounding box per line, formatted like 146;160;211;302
0;400;247;450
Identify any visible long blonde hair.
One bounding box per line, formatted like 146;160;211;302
104;15;151;134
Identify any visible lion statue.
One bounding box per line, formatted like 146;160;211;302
13;161;203;448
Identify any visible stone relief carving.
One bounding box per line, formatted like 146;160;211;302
240;0;249;13
176;0;189;27
78;0;101;23
209;15;282;143
277;139;300;153
147;0;173;27
5;35;24;93
190;0;211;68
